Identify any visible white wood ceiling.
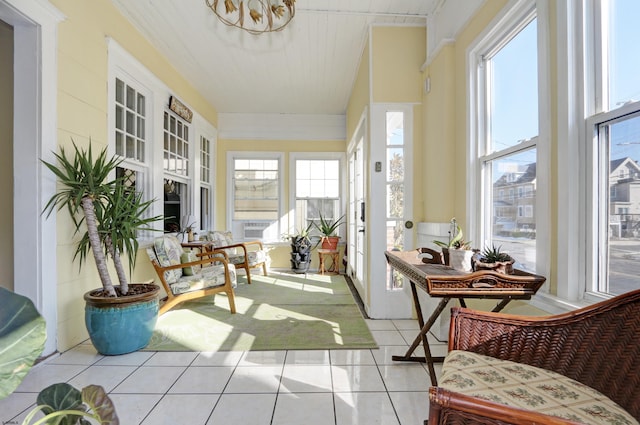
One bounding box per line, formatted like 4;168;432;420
110;0;451;116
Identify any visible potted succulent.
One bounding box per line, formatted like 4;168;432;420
286;223;313;273
315;213;345;250
42;142;163;355
433;218;474;271
474;244;515;274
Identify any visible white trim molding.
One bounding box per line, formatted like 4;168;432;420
2;0;65;357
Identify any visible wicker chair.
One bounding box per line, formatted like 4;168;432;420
428;289;640;425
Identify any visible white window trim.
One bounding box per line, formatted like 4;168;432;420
108;38;217;238
467;0;551;291
226;151;285;242
197;130;217;232
288;152;347;239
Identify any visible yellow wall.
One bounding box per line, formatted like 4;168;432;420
215;139;346;269
0;21;13;291
50;0;219;351
346;37;370;140
371;26;425;104
422;44;457;221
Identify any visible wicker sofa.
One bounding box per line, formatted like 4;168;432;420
428;289;640;425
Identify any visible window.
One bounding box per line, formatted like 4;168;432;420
113;77;151;236
163;111;189;176
588;0;640;296
473;5;539;272
115;78;146;162
163;111;191;231
293;158;342;237
200;135;212;230
230;155;281;241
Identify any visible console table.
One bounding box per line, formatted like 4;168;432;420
384;249;546;386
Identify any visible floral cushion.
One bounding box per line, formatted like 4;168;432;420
228;250;267;267
153;236;183;284
168;263;237;295
440;350;638;425
208;230;236;255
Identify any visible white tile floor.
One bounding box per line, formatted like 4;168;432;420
2;319;446;425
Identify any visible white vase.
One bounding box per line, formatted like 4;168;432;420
448;249;474;272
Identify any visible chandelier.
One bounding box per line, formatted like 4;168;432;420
205;0;296;35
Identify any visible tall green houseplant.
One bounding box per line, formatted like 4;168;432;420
42;142;161;297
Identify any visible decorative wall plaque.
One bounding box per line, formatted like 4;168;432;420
169;96;193;123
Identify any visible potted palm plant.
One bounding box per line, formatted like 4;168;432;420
315;213;345;250
42;142;163;355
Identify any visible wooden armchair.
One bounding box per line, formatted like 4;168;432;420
428;289;640;425
147;235;237;315
201;230;268;284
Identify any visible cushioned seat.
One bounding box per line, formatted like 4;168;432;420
147;235;237;314
201;230;268;284
440;350;638;425
428;289;640;425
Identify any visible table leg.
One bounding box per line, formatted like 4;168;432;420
492;297;513;312
392;285;451;386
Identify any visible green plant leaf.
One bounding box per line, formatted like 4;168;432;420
37;383;85;425
0;288;46;400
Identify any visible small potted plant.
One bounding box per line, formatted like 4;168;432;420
433;218;474;271
285;223;314;273
473;244;515;274
42;141;163;355
315;213;345;250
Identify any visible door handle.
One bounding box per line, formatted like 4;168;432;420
358;229;365;233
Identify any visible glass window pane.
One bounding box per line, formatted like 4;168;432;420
490;149;537;271
115;79;124;104
386;112;404;146
387;148;404;182
605;113;640;294
387;183;404;218
489;19;538;153
297;160;311;179
608;0;640;109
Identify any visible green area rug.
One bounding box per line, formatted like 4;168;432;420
144;272;377;351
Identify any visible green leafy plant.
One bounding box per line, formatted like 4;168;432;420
42;141;162;296
21;383;118;425
314;213;345;237
0;288;46;400
479;244;512;263
0;289;119;424
433;218;472;250
282;222;314;242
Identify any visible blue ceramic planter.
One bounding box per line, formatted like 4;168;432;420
84;284;159;355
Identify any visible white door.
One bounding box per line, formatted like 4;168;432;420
368;104;414;318
348;120;367;302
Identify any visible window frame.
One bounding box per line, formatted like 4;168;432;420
557;0;640;302
108;39;217;240
467;0;551;282
108;49;157;240
288;152;346;239
226;151;284;242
